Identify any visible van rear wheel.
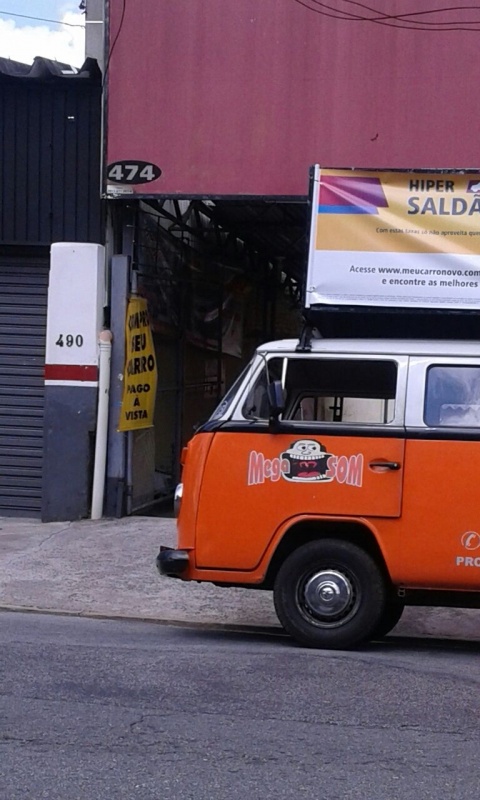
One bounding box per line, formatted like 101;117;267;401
273;539;387;650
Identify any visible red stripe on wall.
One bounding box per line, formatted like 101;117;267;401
44;364;99;382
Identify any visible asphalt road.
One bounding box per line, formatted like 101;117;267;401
1;612;480;800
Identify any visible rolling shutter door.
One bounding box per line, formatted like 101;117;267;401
0;260;49;516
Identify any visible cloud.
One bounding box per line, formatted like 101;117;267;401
0;11;85;67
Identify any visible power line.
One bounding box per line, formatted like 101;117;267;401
342;0;480;25
0;11;85;29
102;0;126;90
300;0;480;28
291;0;480;31
306;1;480;30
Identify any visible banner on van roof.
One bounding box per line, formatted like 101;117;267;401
305;166;480;310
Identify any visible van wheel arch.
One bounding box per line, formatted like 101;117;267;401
263;519;392;591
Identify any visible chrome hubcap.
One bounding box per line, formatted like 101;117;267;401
303;569;354;620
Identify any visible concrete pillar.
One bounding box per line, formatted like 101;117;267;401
42;243;105;521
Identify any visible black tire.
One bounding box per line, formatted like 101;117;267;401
273;539;387;650
372;596;404;639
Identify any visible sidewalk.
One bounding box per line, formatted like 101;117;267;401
0;514;479;642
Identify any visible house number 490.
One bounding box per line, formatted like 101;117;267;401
55;334;84;347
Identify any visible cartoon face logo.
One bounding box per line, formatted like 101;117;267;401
281;439;333;482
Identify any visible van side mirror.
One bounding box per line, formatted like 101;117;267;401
267;380;285;422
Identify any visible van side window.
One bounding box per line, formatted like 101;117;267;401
286;359;397;424
242;357;397;423
425;366;480;427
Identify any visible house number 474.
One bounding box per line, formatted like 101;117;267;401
55;334;84;347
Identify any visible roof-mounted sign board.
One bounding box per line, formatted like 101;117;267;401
305;167;480;311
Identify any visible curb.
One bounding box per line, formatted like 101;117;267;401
0;604;285;637
2;604;480;651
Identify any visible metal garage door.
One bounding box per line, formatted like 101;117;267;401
0;260;49;516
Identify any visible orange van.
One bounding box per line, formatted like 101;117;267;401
157;337;480;649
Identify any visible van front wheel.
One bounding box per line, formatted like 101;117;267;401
273;539;387;650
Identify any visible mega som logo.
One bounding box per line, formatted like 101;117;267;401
247;439;363;487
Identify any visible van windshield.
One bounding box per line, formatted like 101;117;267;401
207;364;251;422
242;358;284;419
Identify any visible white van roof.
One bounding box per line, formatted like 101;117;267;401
257;338;480;358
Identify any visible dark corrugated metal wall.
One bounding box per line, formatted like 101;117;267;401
0;78;102;245
0;259;49;515
0;61;102;515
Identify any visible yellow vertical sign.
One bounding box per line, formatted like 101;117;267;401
118;296;158;431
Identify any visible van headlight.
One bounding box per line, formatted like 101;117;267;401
174;483;183;517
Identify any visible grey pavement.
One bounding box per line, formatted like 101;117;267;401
0;514;479;642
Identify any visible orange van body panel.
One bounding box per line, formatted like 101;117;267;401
176;431;480;593
182;512;385;584
175;431;404;579
176;433;215;552
381;438;480;590
194;432;404;570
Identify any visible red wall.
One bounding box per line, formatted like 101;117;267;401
106;0;480;197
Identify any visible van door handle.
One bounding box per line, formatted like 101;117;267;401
369;460;401;471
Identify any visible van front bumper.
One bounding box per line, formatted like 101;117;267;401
156;546;190;578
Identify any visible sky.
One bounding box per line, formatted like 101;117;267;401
0;1;86;66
